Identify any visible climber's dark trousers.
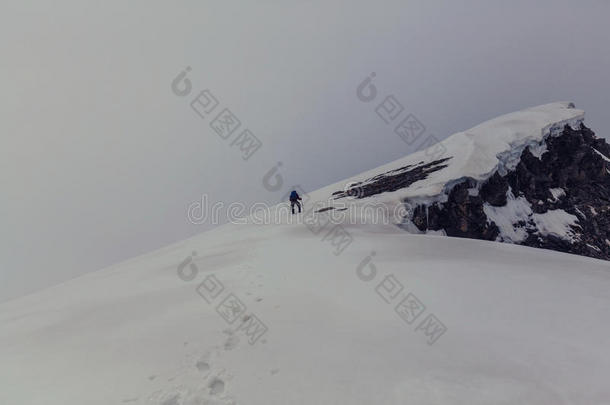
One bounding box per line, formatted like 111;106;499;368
291;200;301;214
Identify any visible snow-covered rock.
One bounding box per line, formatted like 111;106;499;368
334;102;585;200
331;102;610;260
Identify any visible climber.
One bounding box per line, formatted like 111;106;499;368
289;190;302;214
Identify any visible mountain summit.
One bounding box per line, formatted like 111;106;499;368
331;102;610;260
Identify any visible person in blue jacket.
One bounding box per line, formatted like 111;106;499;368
289;190;302;214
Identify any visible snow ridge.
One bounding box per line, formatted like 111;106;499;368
326;101;610;260
333;102;585;203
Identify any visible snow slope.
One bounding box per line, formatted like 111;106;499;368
2;102;609;405
1;210;610;404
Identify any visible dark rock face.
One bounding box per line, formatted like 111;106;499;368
332;157;452;199
412;180;500;241
411;124;610;260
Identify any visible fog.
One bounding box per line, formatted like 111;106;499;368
2;0;609;301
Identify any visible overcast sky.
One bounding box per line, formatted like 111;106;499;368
2;0;609;302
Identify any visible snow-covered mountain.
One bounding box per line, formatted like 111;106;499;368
1;102;610;405
330;102;610;261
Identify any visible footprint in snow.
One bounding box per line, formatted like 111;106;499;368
222;329;240;351
224;335;239;351
208;378;225;395
196;360;210;373
195;351;214;373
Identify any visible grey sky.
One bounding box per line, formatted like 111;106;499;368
2;0;609;302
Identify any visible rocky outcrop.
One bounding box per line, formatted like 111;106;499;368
409;124;610;260
411;179;500;241
332;157;452;199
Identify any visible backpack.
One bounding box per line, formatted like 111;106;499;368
290;191;298;200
